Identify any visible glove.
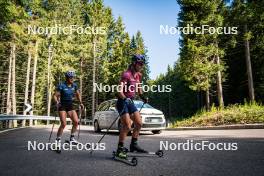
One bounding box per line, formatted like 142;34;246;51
124;98;132;105
139;94;149;104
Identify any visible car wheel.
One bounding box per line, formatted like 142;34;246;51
94;120;101;132
152;130;162;134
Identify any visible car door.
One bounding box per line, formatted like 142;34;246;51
97;101;110;128
106;100;119;130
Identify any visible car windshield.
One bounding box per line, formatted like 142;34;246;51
134;101;154;109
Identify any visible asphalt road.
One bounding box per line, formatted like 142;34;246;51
0;126;263;176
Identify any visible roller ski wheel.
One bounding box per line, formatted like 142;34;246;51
155;150;164;157
112;151;138;166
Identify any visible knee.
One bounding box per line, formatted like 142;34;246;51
134;121;142;130
72;120;78;127
121;123;131;131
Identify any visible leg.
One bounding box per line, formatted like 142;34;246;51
130;111;142;139
56;111;67;138
116;113;131;158
119;113;132;144
67;110;79;136
130;111;146;153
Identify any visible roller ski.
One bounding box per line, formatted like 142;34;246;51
112;147;138;166
126;143;164;157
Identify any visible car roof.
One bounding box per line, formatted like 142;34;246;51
100;99;143;104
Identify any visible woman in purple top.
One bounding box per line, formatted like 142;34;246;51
116;54;149;158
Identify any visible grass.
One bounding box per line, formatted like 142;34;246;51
172;102;264;127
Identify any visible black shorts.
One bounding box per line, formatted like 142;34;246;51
58;103;73;112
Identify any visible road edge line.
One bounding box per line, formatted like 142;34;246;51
166;123;264;131
0;126;29;134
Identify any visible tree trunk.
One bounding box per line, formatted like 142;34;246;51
1;92;5;114
205;89;210;111
30;41;38;125
23;43;32;126
92;40;96;118
244;24;255;101
216;54;224;108
6;48;12;115
47;42;52;118
11;43;17;127
80;57;83;100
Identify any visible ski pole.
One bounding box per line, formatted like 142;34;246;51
139;102;145;112
48;108;59;143
90;102;145;155
90;104;126;155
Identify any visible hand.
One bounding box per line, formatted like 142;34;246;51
79;103;84;110
56;102;61;110
124;98;132;105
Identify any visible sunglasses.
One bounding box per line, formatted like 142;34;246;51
136;62;144;66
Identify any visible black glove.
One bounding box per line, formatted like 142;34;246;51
139;94;149;104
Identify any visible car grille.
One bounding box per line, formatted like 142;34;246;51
144;117;163;123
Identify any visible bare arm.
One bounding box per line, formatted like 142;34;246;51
53;91;60;104
76;90;82;104
76;90;84;109
118;82;126;100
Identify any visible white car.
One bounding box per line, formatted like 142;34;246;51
93;99;166;134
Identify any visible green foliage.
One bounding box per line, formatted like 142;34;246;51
177;0;225;92
150;0;264;122
149;62;198;119
0;0;150;116
173;102;264;127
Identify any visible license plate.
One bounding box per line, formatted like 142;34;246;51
151;119;160;123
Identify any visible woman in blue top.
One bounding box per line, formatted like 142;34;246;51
53;71;84;145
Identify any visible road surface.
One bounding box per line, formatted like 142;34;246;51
0;126;263;176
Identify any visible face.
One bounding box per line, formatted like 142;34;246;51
66;77;74;84
134;62;144;72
